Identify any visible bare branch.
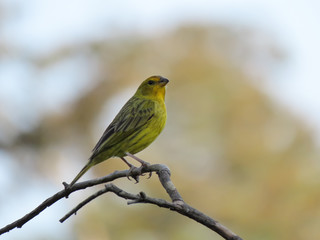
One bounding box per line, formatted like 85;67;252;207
0;164;243;240
0;164;166;235
61;166;243;240
59;187;109;223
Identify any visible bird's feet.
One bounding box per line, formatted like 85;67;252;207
126;162;151;183
121;155;152;183
127;165;141;183
125;152;152;178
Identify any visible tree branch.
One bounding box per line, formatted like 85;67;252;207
61;183;242;240
0;164;243;240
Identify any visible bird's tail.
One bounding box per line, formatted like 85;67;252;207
68;162;93;188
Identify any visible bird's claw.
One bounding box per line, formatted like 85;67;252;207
126;163;152;183
127;166;140;183
140;162;152;178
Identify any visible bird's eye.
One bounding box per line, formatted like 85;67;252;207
148;80;155;85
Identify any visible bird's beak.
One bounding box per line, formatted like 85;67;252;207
159;77;169;86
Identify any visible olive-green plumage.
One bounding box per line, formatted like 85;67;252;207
69;76;169;187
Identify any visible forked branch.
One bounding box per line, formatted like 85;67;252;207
0;164;243;240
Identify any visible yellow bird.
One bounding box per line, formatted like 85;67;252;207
68;76;169;187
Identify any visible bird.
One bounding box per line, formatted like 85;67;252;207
67;75;169;188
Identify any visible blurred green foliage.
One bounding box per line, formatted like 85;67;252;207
3;25;320;240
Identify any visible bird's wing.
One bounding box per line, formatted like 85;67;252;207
91;96;155;155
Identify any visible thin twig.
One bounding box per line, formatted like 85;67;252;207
59;188;107;223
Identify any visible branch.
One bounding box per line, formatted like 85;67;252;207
0;164;166;235
61;183;242;240
0;164;243;240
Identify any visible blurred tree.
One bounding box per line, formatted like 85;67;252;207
1;25;320;240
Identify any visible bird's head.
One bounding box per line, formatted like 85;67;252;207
135;76;169;101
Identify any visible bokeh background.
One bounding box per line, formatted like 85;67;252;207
1;1;320;240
